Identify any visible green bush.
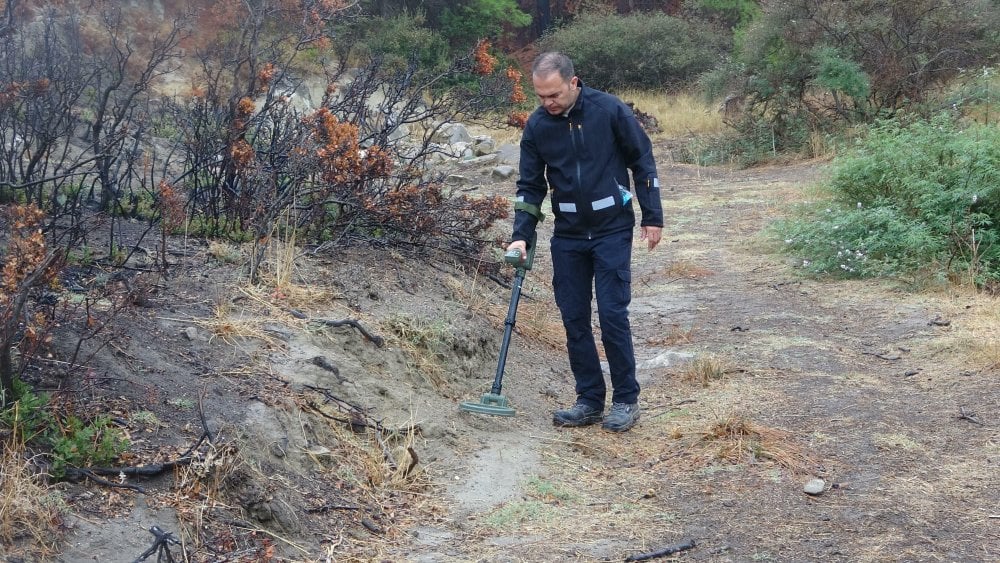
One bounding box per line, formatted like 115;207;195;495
348;13;451;72
49;415;129;479
774;113;1000;285
440;0;531;51
539;12;728;90
2;380;129;479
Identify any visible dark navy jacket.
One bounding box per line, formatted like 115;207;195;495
512;81;663;243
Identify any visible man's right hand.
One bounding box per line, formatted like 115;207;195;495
506;240;528;262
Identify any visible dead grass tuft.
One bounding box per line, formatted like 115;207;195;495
680;355;729;387
446;271;564;350
948;294;1000;370
660;260;715;280
207;241;245;264
0;437;66;558
696;414;813;472
645;324;698;346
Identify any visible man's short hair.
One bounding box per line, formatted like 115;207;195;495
532;52;574;81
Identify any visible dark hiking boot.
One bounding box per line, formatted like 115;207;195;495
552;403;603;427
602;402;640;432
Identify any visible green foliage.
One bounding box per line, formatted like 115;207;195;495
691;0;762;30
48;414;129;479
0;380;52;442
352;13;451;71
539;12;728;90
776;205;944;279
440;0;531;51
732;0;997;117
68;245;97;267
774;113;1000;285
185;215;254;242
939;66;999;125
2;381;129;479
811;46;870;102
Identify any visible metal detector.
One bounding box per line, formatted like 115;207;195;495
459;234;537;417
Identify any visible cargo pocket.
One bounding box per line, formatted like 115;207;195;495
616;268;631;303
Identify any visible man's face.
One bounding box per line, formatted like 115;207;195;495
533;71;579;116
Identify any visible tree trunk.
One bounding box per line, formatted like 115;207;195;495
1;346;14;407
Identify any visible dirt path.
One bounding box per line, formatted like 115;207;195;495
394;159;1000;562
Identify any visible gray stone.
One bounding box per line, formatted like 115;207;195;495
449;123;473;144
804;478;826;495
639;350;696;369
432;122;473;144
491;165;517;179
387;122;410;142
473;136;495;155
455;153;498;168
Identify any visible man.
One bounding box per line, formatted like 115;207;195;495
506;52;663;432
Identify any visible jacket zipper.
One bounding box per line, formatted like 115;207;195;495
568;119;591;238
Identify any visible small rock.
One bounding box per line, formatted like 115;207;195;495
803;478;826;495
491;165;516;179
473;137;495;155
183;326;201;341
455;153;497;167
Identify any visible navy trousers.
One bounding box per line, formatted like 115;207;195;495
550;229;639;410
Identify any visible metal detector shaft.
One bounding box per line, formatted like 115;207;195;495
490;267;525;395
490;233;537;395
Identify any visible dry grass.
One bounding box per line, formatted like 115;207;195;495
693;413;813;472
446;272;564;351
680;355;729;387
659;260;715;280
615;90;727;138
0;437;65;558
207;240;245;264
645;324;698;346
947;293;1000;370
466;121;523;146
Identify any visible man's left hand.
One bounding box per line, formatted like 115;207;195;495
640;226;662;251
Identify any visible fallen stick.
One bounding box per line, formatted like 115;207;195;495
310;318;385;347
625;538;697;561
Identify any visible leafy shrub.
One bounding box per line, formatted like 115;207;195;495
351;13;451;72
774;113;1000;286
440;0;531;52
2;381;129;479
539;12;728;90
48;414;129;479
